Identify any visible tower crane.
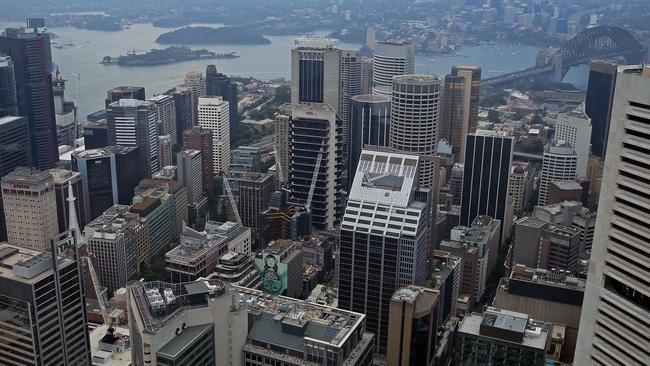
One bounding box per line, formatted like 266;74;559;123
222;174;242;226
71;73;81;146
66;182;110;326
305;140;325;212
273;141;285;188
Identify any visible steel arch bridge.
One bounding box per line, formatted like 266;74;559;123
558;26;645;77
483;26;647;87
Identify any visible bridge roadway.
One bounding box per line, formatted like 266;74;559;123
482;65;554;87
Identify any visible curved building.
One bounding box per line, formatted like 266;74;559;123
538;140;578;206
348;94;391;188
372;41;415;95
390;75;442;189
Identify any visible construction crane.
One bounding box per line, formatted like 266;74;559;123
222;175;242;226
66;182;110;325
305;141;325;211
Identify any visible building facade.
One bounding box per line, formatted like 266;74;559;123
372;41;415;95
554;110;592;178
198;96;230;175
183;127;214;196
538;141;577;206
585;60;617;158
0;55;18;117
290;38;341;113
339;150;431;354
575;65;650;366
238;172;274;247
150;94;177;145
206;64;238;126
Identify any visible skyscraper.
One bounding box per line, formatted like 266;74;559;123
184;71;206;124
105;85;145;108
1;167;59;250
238;172;274;248
538;141;577;206
0;54;18;117
197;96;230;174
439;65;481;162
49;168;86;235
274;113;291;186
183;127;214;196
372;41;415;95
0;115;31;241
206;64;238;126
585;60;617;158
170;86;193;142
459;131;513;242
157;134;172;167
575;65;650;366
555;110;592;178
390;75;442;189
339;149;431;354
177;149;205;210
289;103;343;230
348;94;390;188
339;50;363;152
149;94;177;145
1;24;58;170
106;98;159;177
0;241;91;365
72;146;140;221
290;38;341;113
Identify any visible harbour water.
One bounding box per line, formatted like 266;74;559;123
1;22;587;118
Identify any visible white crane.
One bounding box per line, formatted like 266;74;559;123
273;141;285;187
305;141;325;211
222;175;242;226
66;182;110;325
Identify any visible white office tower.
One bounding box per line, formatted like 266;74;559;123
150;94;178;145
128;279;248;366
339;50;363;150
390;75;442;189
177;149;205;208
338;149;432;353
538;140;578;206
372;41;415;95
290;38;341;113
184;71;206;124
575;65;650;366
554;109;592;178
289;104;343;230
198;96;230;174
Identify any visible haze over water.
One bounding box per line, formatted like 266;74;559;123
1;22;586;118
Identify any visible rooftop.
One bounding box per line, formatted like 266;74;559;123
1;167;52;185
294;37;338;50
109;99;151;108
350;94;391;103
157;324;212;361
545;140;576;156
47;168;81;184
393;74;441;84
0;243;73;283
551;180;582;190
516;216;547;229
89;324;131;366
509;265;585;290
0;115;24;126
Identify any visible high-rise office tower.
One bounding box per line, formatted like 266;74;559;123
274;113;291;186
72;146;140;221
49;168;86;234
585;61;617;158
575;65;650;366
238;172;274;247
177;149;205;209
459;131;513;242
1;24;58;170
157;134;172;167
339;50;363;151
348;94;390;188
184;71;206;123
170;86;193;142
82;120;108;149
291;38;341;113
1;167;59;250
197;96;230;174
0;115;31;241
361;56;373;95
555;110;592;178
390;75;442;189
372;41;415;95
289;103;343;230
0;241;91;365
339;149;432;354
105;85;145;108
150;94;177;144
0;54;18;117
509;163;534;214
106;99;159;177
439;66;481;162
84;205;140;296
183;127;214;196
538;141;577;206
206;64;238;126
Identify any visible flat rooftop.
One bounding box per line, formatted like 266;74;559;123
89;324;131;366
0;243;73;284
516;216;547;229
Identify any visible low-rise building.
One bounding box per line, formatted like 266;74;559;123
256;239;303;298
165;225;228;283
457;307;550;366
210;251;259;288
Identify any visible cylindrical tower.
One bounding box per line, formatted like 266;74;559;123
372;41;415;95
390;74;442;189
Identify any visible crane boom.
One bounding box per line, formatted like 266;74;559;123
223;176;242;225
306;141;325;211
273;142;285;187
